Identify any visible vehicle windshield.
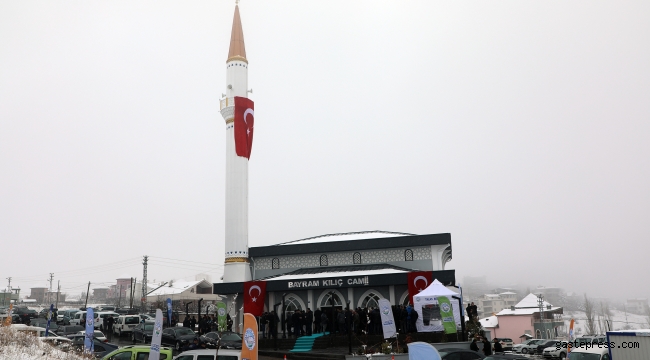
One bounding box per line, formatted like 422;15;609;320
144;324;154;331
566;354;600;360
175;328;195;336
221;333;242;341
125;317;140;324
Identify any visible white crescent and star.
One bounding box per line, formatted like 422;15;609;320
414;276;428;291
249;285;261;302
243;108;254;136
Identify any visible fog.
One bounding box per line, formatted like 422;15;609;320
1;1;649;300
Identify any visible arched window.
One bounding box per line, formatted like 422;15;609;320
320;254;328;266
405;249;414;261
360;291;382;309
353;252;361;264
546;329;551;339
284;295;304;318
536;329;542;339
272;258;280;269
319;292;343;308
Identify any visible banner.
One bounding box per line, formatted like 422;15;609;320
166;298;172;327
407;271;433;305
234;96;255;159
84;308;95;354
217;302;227;331
437;296;457;334
45;304;54;337
243;281;266;316
378;299;397;339
241;313;258;360
3;304;12;326
149;309;163;360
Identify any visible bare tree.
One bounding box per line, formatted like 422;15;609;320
584;294;596;335
645;303;650;328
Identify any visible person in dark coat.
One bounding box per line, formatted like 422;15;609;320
482;338;492;356
189;316;196;331
305;309;313;336
291;311;300;337
313;309;322;334
105;315;115;341
470;338;479;352
409;307;418;333
320;311;328;333
270;310;279;339
183;316;190;328
493;338;503;353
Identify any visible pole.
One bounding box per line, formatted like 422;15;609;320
118;285;122;308
273;302;281;350
453;296;465;341
84;282;90;309
56;281;60;309
142;256;148;312
129;278;134;309
347;300;352;355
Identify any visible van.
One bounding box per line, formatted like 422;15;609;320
96;311;119;331
175;349;241;360
113;314;141;336
101;345;173;360
70;310;99;326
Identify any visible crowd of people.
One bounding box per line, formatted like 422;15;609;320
278;304;421;338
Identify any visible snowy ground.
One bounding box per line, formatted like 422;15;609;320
0;326;88;360
563;309;649;335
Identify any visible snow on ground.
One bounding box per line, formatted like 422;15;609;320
563;310;649;335
0;326;88;360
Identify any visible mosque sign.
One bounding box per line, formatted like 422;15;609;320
287;276;370;289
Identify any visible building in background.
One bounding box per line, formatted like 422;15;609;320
93;288;109;301
28;287;48;303
477;292;518;317
626;298;648;314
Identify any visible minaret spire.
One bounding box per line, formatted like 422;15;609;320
227;4;247;63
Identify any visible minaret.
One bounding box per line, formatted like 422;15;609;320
220;4;252;283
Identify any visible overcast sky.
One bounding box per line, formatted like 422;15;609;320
1;1;649;300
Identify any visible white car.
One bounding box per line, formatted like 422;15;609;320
543;340;568;359
174;349;241;360
96;311;119;331
113;315;141;336
70;311;100;326
513;338;543;354
76;330;107;342
568;345;610;360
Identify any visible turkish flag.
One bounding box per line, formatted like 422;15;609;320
234;96;254;159
407;271;433;305
243;281;266;316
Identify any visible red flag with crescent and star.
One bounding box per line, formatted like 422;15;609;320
243;281;266;316
407;271;433;305
234;96;254;159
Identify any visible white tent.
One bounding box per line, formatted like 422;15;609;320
412;279;461;332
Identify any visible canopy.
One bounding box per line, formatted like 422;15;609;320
407;341;441;360
412;279;461;332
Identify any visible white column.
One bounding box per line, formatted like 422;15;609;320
389;285;396;305
307;290;313;310
348;288;354;309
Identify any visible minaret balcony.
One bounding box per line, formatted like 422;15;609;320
220;97;235;123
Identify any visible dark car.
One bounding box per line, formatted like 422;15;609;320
30;318;59;332
161;327;198;351
132;321;155;344
216;331;243;350
13;307;38;323
68;336;118;358
536;340;559;355
199;331;220;346
116;308;139;315
56;325;86;336
484;355;528;360
437;348;485;360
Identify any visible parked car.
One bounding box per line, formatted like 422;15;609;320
574;335;607;347
113;314;141;337
536;340;561;355
96;311;119;331
13;307;38;323
70;310;100;326
68;336;119;358
542;340;568;359
215;331;243;350
175;349;241;360
29;318;59;332
199;331;221;346
58;309;78;325
513;338;543;354
484;355;528;360
495;337;514;351
75;330;107;342
55;325;85;336
161;327;199;351
101;345;173;360
131;321;155;344
115;308;138;315
138;314;153;322
568;345;610;360
437;348;485;360
98;306;117;312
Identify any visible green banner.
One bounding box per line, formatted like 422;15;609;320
217;302;227;331
437;296;457;334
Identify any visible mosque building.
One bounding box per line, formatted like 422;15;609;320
213;4;456;326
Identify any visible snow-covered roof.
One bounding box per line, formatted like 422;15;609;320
147;279;212;297
515;293;552;308
484;294;500;298
270;268;407;281
275;231;414;246
499;292;516;295
479;315;498;328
